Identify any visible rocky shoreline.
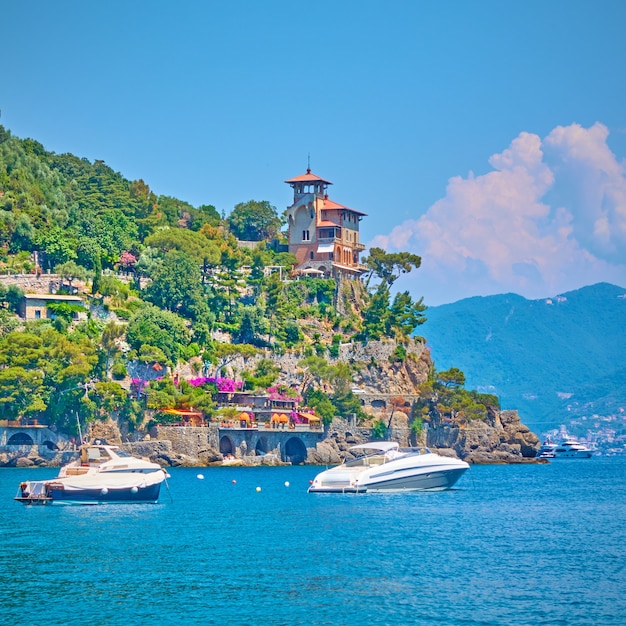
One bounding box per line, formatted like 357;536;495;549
0;407;543;468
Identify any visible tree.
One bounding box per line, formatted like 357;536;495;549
144;250;209;321
37;227;77;268
101;321;126;375
387;291;427;338
210;343;258;377
189;204;221;230
242;358;280;389
54;260;88;292
1;284;24;313
360;283;391;340
0;366;45;420
126;305;190;366
297;355;332;394
388;396;408;427
144;228;221;266
437;367;466;388
234;306;268;346
228;200;282;241
304;388;336;424
363;247;421;288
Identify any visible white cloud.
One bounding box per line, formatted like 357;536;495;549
371;123;626;305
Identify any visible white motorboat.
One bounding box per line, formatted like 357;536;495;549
15;440;168;505
308;442;469;493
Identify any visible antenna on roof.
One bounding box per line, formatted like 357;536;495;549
307;153;311;174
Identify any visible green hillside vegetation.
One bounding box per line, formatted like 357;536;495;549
423;283;626;431
0;125;497;436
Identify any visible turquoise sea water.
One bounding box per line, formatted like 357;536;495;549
1;457;625;626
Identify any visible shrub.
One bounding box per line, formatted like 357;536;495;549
390;344;407;363
111;360;128;380
114;308;132;320
371;419;387;439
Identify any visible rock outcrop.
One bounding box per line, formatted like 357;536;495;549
426;409;541;463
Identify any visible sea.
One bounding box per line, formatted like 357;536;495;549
1;457;625;626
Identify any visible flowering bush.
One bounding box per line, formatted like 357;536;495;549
267;385;302;403
188;377;243;392
118;251;137;269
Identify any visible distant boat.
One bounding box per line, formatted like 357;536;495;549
15;440;168;505
536;438;593;460
308;442;469;493
536;441;557;459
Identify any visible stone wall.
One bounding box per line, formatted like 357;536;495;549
0;273;87;295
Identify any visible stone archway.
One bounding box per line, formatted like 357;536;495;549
219;435;235;455
255;436;270;456
7;432;34;446
284;437;307;465
42;440;58;451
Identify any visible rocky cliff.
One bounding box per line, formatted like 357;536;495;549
0;338;542;467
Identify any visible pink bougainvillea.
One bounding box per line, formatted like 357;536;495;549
188;377;242;392
267;386;302;403
118;251;137;268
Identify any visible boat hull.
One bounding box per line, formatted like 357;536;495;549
309;463;468;493
15;473;165;505
364;466;468;492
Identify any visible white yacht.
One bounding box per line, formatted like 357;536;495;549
536;441;558;459
15;440;168;505
308;442;469;493
536;438;593;459
552;438;593;459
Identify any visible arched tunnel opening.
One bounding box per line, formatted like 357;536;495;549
219;436;235;456
255;437;270;455
7;433;34;446
284;437;307;465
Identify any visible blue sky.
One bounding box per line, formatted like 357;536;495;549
3;0;626;305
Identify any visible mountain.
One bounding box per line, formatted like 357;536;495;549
422;283;626;434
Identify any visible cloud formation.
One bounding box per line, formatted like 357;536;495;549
371;123;626;305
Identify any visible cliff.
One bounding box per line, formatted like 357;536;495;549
0;340;541;467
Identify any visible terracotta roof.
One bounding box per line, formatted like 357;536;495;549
317;220;339;227
285;169;333;184
321;198;346;210
321;198;367;216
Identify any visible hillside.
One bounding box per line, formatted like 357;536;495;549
0;124;548;465
423;283;626;433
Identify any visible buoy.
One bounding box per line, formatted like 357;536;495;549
197;474;204;480
256;486;261;492
231;479;237;484
309;480;313;485
100;488;108;496
284;481;290;487
131;486;138;494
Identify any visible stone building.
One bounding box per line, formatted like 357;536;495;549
284;169;367;279
19;293;87;321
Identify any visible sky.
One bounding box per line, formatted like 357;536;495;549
3;0;626;305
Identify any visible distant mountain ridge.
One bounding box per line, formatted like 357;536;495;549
422;283;626;433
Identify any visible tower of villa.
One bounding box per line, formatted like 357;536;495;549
284;169;366;279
